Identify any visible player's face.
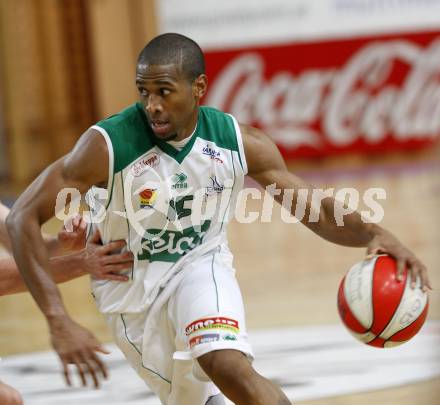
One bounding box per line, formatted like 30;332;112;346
135;63;207;141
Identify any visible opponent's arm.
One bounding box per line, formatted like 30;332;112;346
0;380;22;405
0;230;131;296
0;253;86;296
0;201;72;256
0;207;131;296
241;124;431;291
6;128;112;387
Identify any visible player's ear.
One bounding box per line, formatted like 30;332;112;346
193;74;208;99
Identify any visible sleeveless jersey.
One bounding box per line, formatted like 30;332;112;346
86;103;247;313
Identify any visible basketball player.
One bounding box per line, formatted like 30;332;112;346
5;34;432;405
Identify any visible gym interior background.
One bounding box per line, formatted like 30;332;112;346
0;1;439;404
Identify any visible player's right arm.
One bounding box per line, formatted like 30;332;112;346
242;124;431;291
6;128;111;388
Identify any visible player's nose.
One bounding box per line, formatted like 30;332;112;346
146;94;163;114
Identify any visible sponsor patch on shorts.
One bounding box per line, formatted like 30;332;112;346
189;333;220;348
222;334;237;342
185;317;239;336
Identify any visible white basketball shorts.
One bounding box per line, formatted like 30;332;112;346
105;248;254;405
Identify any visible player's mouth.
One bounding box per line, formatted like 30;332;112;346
151;120;171;136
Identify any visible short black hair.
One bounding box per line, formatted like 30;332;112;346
137;33;205;81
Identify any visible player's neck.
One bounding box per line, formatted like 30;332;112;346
174;108;199;142
167;123;197;149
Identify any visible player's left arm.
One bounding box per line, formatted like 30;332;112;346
0;253;87;296
241;124;431;291
0;228;131;296
0;206;131;296
0;201;78;256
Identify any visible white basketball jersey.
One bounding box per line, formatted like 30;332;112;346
86;103;247;313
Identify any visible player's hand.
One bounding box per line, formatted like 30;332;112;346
366;228;432;292
58;215;88;252
79;230;132;282
49;315;110;388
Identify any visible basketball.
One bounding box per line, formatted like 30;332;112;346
337;255;429;348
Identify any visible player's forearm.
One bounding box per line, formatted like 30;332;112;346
44;235;65;256
0;258;27;295
308;197;381;247
0;201;60;254
3;226;62;256
6;212;68;318
49;251;88;284
274;185;378;247
0;252;88;296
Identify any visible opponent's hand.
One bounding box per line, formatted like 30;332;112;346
58;215;88;252
49;315;109;388
79;230;132;282
0;381;22;404
366;228;432;292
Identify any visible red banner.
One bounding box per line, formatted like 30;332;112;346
204;31;440;158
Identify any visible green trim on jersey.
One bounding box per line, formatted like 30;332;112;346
96;103;243;170
96;104;154;173
140;104;241;165
152;128;198;164
195;106;240;153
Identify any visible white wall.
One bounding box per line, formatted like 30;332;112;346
157;0;440;49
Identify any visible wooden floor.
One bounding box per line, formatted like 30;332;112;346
298;377;440;405
0;145;439;404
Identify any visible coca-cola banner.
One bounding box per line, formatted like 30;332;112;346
204;32;440;158
158;0;440;158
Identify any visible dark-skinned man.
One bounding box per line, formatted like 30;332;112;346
6;33;431;405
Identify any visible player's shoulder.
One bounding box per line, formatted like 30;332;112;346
95;103;144;133
198;106;240;147
239;124;271;148
199;105;224;116
239;124;286;175
199;105;234;123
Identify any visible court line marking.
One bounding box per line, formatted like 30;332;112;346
1;321;439;404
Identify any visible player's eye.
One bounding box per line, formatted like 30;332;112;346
138;88;148;97
160;88;171;96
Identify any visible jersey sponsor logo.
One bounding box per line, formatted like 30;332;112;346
137;220;211;262
131;153;160;177
189;333;220;348
167;195;194;221
205;175;224;198
185;317;240;336
202;144;223;163
171;172;188;189
139;188;157;208
223;334;238;342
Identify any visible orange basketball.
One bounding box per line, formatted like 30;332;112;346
337;255;429;348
